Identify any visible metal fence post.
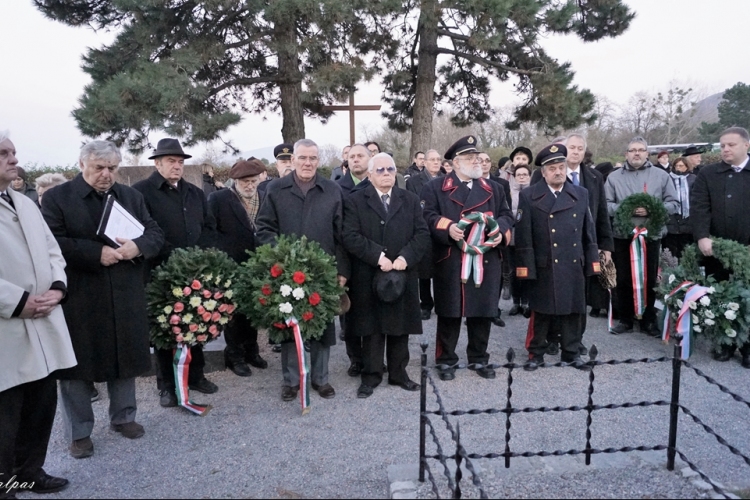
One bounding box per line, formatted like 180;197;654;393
419;342;428;483
585;345;598;466
667;336;683;471
454;422;462;500
505;348;515;469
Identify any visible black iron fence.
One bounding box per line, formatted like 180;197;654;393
418;338;750;499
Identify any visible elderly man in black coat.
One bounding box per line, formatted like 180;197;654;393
407;149;443;320
343;153;431;398
690;127;750;366
208;159;269;377
42;140;164;458
132;138;219;407
256;139;349;402
421;136;514;381
515;144;600;370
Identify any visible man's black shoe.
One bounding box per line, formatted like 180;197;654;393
357;384;374;398
246;354;268;369
389;379;420;391
589;308;601;318
17;472;69;494
641;322;661;338
712;346;736;362
347;362;362;377
225;352;252;377
524;356;543;371
476;366;496;379
437;369;455;381
311;383;336;399
610;322;633;335
421;309;431;320
578;344;589;357
159;389;177;408
545;343;560;356
491;314;506;327
281;386;299;401
189;378;218;394
564;356;592;371
522;305;531;318
508;304;522;316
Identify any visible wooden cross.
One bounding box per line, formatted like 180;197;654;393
321;93;381;145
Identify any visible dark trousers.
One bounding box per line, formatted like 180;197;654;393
527;312;583;361
435;316;491;367
0;376;57;482
224;313;259;362
361;334;410;387
614;237;661;325
419;279;434;312
156;345;206;390
663;233;693;260
508;247;528;305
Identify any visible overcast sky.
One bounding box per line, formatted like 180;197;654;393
1;0;748;166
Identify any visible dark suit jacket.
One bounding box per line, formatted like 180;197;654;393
132;171;217;269
532;166;613;252
691;157;750;244
208;188;265;263
421;173;514;318
406;170;441;197
342;184;431;337
42;175;164;381
337;172;369;197
514;181;599;316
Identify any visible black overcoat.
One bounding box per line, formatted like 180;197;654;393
514;181;600;316
256;173;349;347
690;157;750;245
41;174;164;381
421;173;514;318
208;188;265;263
132;171;217;270
406;170;442;279
342;184;431;337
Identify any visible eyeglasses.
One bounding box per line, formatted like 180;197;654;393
627;149;647;154
296;156;319;162
458;154;480;162
374;166;397;175
514;173;530;178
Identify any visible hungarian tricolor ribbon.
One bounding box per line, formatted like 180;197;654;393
173;344;211;416
456;212;500;287
286;316;311;415
661;281;693;342
662;283;710;360
630;227;649;319
607;289;615;333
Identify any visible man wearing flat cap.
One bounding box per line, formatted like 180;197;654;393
208;159;269;377
515;144;600;371
342;153;431;397
132;138;219;408
421;135;514;381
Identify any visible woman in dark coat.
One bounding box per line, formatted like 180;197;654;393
663;157;696;259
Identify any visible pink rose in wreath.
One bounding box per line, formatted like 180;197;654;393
183;287;192;296
202;289;212;299
191;280;202;290
169;315;181;325
197;334;208;342
173;302;185;313
211;312;221;322
189;324;198;333
208;325;219;336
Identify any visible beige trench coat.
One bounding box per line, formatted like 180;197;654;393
0;188;76;392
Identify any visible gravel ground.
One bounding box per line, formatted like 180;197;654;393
18;298;750;499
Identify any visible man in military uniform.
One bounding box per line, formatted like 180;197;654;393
421;136;514;380
259;144;294;198
515;144;600;370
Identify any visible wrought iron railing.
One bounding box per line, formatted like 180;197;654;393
418;338;750;499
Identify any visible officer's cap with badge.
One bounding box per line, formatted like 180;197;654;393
444;135;480;160
534;143;568;167
681;144;706;157
274;143;294;160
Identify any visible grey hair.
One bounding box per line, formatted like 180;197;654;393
627;136;648;151
551;136;566;144
79;140;122;164
35;173;68;190
0;130;9;143
425;149;440;158
565;132;587;149
367;152;395;173
293;139;319;155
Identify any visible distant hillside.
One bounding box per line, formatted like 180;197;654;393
687;91;724;125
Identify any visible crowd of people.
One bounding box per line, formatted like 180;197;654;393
1;126;749;498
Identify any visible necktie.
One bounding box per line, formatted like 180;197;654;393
554;191;560;198
733;165;743;173
0;191;14;208
381;193;390;213
571;171;579;186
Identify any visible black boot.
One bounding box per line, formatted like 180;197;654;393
740;344;750;369
225;350;252;377
712;344;736;362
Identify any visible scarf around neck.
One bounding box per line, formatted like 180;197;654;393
668;171;690;218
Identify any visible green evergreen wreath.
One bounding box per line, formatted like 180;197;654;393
234;235;344;343
679;237;750;284
613;193;669;241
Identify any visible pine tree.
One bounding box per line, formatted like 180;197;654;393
379;0;634;156
699;82;750;141
34;0;398;152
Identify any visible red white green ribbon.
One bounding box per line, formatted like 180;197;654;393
630;227;649;319
456;212;500;287
286;316;311;415
173;344;211;416
607;289;615;333
661;281;693;343
662;283;709;360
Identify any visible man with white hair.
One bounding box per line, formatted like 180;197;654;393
421;136;514;381
342;153;431;397
42;140;164;458
257;139;349;401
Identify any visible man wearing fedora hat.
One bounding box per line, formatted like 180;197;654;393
208;159;269;377
421;135;514;381
682;144;705;174
133;138;219;407
342;152;431;398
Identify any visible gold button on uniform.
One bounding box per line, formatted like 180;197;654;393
550;214;554;218
554;259;558;263
552;229;556;233
573;259;577;263
573;243;577;247
553;243;558;247
573;214;577;218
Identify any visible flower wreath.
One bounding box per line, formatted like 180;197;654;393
613;193;669;241
235;235;343;343
147;247;238;350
